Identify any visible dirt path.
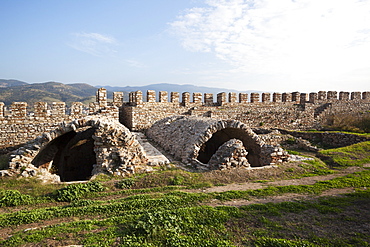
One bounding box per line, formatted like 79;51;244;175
192;166;367;207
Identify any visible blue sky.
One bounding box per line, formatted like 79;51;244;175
1;0;369;92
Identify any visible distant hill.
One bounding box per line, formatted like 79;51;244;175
0;80;260;106
0;79;28;88
100;83;257;96
0;81;97;106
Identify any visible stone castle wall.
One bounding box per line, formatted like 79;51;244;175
0;88;119;149
121;90;370;131
0;88;369;149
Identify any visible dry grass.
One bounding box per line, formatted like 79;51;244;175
325;112;370;133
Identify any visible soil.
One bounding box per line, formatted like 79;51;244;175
191;166;366;207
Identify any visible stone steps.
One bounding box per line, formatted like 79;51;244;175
133;132;170;166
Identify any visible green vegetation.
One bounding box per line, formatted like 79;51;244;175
319;141;370;167
52;181;105;202
0;141;369;246
0;81;97;106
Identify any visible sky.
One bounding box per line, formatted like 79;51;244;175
1;0;370;92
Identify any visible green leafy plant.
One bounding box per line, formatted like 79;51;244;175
53;181;105;202
0;190;34;207
116;178;136;189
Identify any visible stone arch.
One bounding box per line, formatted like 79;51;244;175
31;127;97;182
10;116;149;182
195;125;262;167
146;116;270;168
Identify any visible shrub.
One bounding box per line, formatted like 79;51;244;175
0;190;34;207
325;113;370;133
53;181;105;202
116;178;136;189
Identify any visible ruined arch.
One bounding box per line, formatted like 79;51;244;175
196;127;261;167
12;116;149;182
32;127;97;182
146;116;267;168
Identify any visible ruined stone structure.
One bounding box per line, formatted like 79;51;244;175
0;88;369;181
147;116;288;169
5;116;152;182
0;88;118;149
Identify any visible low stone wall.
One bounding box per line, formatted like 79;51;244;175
0;116;82;148
280;130;370;148
0;105;118;149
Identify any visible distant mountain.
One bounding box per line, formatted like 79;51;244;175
0;81;97;106
0;79;28;87
100;83;256;95
0;80;261;106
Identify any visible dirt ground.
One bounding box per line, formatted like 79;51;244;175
192;166;366;207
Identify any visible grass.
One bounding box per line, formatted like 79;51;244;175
0;140;370;246
319;141;370;167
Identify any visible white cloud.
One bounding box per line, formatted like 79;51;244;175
170;0;370;90
69;32;117;56
125;59;146;68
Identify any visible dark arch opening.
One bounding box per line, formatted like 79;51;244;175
32;127;97;182
197;128;262;167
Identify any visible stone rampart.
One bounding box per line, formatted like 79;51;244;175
121;90;370;131
1;88;369;149
0;88;118;149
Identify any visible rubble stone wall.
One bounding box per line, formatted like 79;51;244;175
0;88;118;149
121;90;370;131
280;130;370;148
5;116;151;182
1;88;369;149
146;116;288;169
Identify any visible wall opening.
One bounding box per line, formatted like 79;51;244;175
32;127;97;182
197;128;262;167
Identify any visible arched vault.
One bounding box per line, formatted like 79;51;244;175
146;116;287;169
9;116;149;182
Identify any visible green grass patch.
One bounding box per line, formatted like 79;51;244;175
319;141;370;167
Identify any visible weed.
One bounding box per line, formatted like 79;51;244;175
53;181;105;202
286;150;300;155
116;178;136;189
0;190;34;207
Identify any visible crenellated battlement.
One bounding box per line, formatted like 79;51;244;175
124;90;370;106
0;87;369;148
0;89;368;121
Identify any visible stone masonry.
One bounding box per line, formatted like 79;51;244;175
0;87;369;180
146;116;289;169
4;116;154;182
